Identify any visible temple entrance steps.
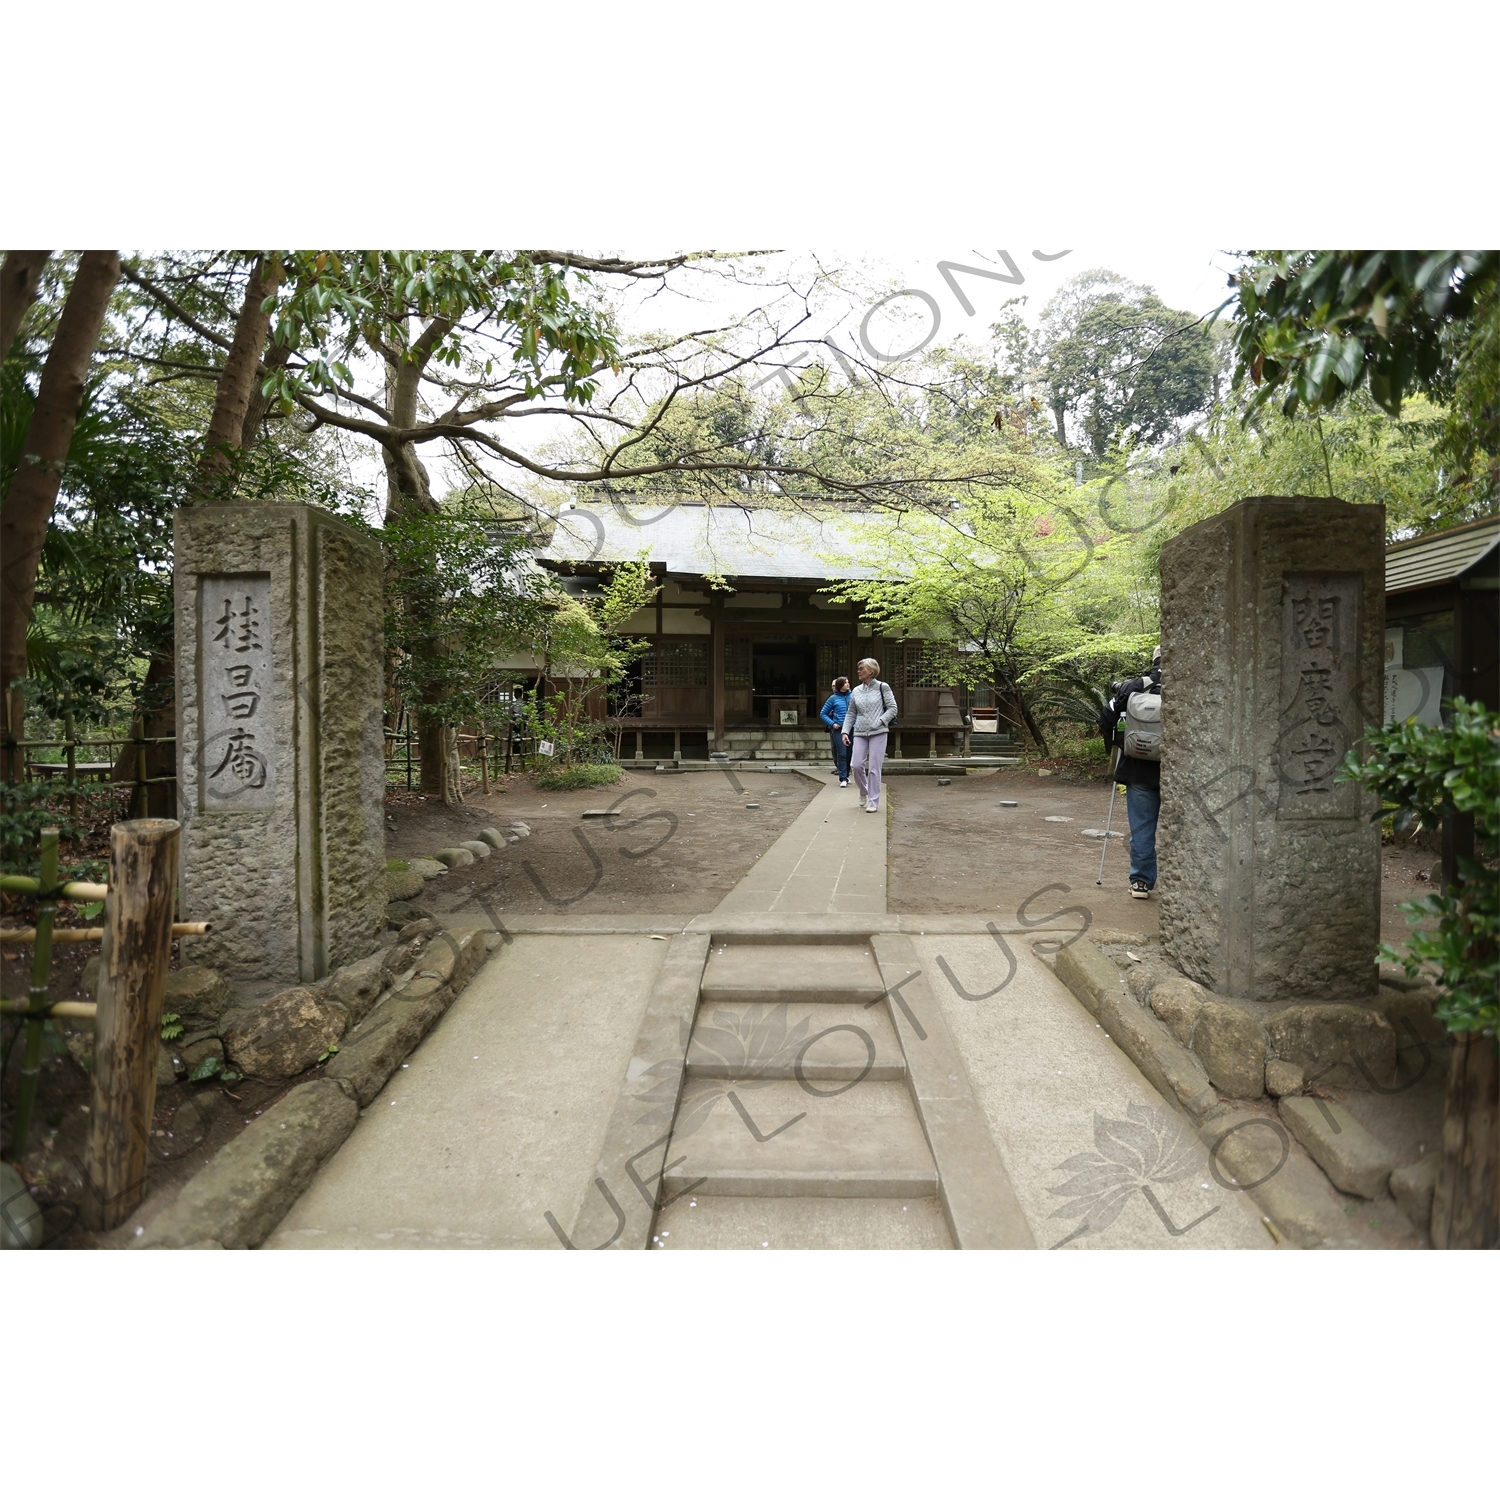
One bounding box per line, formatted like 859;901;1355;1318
722;728;831;761
651;937;947;1248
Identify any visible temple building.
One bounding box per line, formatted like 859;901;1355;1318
537;499;995;762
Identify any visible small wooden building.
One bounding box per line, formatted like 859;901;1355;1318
539;500;991;760
1384;514;1499;720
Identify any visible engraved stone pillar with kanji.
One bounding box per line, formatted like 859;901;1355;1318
1157;498;1384;1001
175;504;386;983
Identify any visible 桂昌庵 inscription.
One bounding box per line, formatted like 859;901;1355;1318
199;576;275;807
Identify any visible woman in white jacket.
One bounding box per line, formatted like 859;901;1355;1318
841;657;898;813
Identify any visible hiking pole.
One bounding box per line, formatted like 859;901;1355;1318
1096;747;1120;885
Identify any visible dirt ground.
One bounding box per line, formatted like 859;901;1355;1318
390;763;1443;939
887;764;1440;945
386;766;821;918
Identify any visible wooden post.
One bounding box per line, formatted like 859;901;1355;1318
1431;1032;1499;1249
478;728;490;795
82;818;180;1231
711;624;726;752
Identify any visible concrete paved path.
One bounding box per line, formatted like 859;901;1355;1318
270;768;1273;1251
909;934;1272;1249
266;934;667;1248
711;780;883;916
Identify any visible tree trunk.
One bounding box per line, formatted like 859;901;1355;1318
191;253;283;499
1431;1032;1499;1249
1008;674;1051;757
0;249;50;357
0;250;121;776
1052;400;1067;447
240;337;291;448
379;327;454;799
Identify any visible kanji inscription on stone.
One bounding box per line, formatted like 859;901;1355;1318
1278;572;1361;817
199;575;276;808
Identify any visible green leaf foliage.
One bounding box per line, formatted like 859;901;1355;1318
1338;698;1500;1034
1229;250;1498;505
534;761;623;791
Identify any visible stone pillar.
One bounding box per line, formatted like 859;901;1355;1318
174;503;386;984
1158;497;1384;1001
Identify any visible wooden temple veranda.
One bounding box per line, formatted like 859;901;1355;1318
537;500;1001;763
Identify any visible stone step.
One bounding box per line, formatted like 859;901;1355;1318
688;1000;905;1081
651;1193;952;1249
662;1080;937;1198
700;941;886;1005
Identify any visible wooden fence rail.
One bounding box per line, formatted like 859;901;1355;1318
1;715;175;821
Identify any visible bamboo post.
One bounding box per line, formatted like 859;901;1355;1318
9;827;60;1157
65;713;78;826
132;713;148;820
478;728;490;795
82;818;180;1231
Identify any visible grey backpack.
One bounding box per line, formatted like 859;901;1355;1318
1123;687;1162;761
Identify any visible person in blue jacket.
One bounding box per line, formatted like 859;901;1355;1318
819;676;853;785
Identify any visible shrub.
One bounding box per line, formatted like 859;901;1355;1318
1339;697;1499;1035
535;762;623;791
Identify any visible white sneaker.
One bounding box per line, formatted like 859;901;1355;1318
866;803;880;813
840;780;849;787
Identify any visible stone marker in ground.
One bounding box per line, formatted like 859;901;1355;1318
176;503;385;984
1390;1154;1439;1232
162;965;231;1030
1265;1058;1305;1097
1278;1095;1397;1199
1190;1000;1267;1099
222;985;348;1079
386;868;424;901
1158;497;1384;1002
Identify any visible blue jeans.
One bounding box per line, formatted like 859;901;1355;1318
828;728;851;780
1126;783;1160;888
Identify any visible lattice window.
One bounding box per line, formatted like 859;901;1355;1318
724;639;751;689
898;640;955;688
642;642;708;687
815;639;851;685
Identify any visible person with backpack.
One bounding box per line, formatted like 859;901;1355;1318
842;657;898;813
819;675;853;785
1101;644;1162;898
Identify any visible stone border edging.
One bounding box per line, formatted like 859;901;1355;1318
871;933;1036;1249
134;928;492;1249
1053;940;1220;1121
565;932;712;1251
1048;935;1396;1249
